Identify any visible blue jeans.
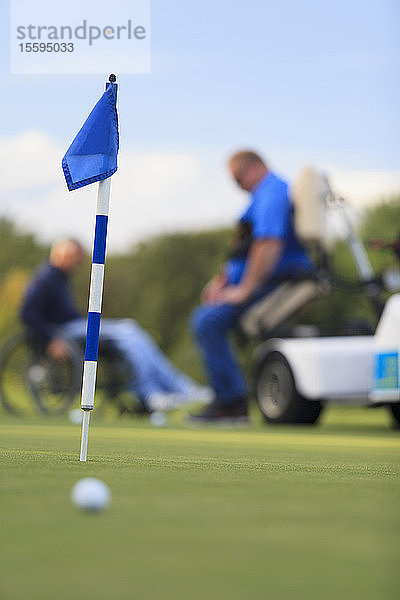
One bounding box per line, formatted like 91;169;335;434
59;318;197;402
191;284;277;405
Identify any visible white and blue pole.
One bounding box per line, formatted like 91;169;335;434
80;177;111;462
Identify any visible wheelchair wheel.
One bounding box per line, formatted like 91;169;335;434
0;331;82;415
95;343;140;416
256;352;322;424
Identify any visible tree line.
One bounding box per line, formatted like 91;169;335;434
0;197;399;379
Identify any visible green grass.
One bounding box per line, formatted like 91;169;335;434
0;406;399;600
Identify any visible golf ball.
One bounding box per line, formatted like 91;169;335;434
68;408;83;425
71;478;111;512
150;410;167;427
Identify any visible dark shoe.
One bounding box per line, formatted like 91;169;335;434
186;398;249;424
119;402;151;416
133;402;152;416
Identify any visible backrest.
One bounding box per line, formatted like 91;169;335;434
239;167;334;339
290;166;332;252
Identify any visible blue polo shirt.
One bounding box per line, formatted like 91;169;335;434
226;172;313;285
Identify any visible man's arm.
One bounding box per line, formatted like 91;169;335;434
21;279;55;341
215;238;282;305
21;269;73;360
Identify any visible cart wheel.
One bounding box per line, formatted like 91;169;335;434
256;352;322;424
388;404;400;427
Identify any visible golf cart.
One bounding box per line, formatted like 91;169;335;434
239;168;400;425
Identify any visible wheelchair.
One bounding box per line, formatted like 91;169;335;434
0;329;137;416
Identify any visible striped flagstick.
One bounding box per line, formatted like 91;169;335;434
61;73;118;462
80;177;111;462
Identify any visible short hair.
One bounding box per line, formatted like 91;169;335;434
229;150;266;171
50;238;84;261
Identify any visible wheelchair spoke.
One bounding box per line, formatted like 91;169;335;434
0;332;82;416
29;340;82;415
0;332;38;415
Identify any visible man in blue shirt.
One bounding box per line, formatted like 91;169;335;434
190;150;313;423
21;239;211;412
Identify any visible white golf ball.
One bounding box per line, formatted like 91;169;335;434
150;410;167;427
68;408;83;425
71;478;111;512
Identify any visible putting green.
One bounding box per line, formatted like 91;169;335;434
0;408;399;600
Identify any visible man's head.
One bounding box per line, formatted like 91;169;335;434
49;239;84;273
228;150;268;191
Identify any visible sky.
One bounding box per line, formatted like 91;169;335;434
0;0;399;252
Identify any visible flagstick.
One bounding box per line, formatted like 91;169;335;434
80;411;90;462
80;177;111;462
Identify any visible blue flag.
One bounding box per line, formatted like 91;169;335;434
62;82;119;191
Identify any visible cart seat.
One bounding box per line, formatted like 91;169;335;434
240;277;329;338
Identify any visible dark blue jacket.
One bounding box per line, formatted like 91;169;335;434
21;263;81;341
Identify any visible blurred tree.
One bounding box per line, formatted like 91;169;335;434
294;196;400;333
0;218;48;279
362;197;400;273
0;197;398;380
0;219;48;341
102;230;231;351
0;269;31;339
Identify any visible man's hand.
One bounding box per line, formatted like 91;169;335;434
47;338;70;361
215;285;250;305
201;273;228;304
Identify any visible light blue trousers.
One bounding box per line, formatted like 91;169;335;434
59;318;196;401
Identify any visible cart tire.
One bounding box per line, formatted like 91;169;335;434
388;404;400;427
256;351;322;424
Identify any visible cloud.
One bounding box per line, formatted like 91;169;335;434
0;130;60;192
325;166;400;207
0;130;399;253
0;130;244;251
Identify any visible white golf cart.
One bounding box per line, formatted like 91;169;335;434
239;168;400;425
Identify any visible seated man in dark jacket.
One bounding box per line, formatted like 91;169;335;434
21;238;211;411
